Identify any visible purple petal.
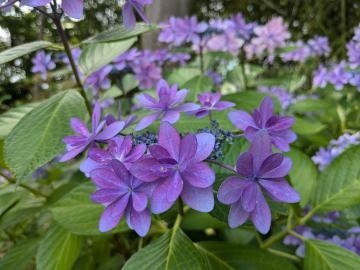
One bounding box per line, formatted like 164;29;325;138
260;156;292;178
88;147;112;163
99;194;129;232
162;110;180;124
250;186;271;234
61;0;83;19
217;177;252;204
179;134;197;164
213;101;235;111
268;116;294;131
130;158;163;182
181;184;214;212
172;89;188;104
236;152;253;177
21;0;52;6
193;133;215;162
95;121;125;141
135;113;160;131
182;162;215;188
175;103;200;112
259;97;274;124
80;158;103;177
122;2;136;29
249;130;272;173
59;145;87;162
92;103;101;133
228;202;250;228
165;172;183;202
149;144;172;160
126;144;147;163
136;93;157;108
126;208;151;237
110;160;130;181
131;192;148;212
241;182;258;212
228;110;256;131
158;122;180;160
70;118;89;136
150;182;174;214
91;188;127;204
271;130;297;152
259;179;300;203
90;168;127;189
131;0;150;23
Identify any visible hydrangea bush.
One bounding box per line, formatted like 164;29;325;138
0;1;360;269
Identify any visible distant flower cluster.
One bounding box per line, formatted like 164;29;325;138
312;132;360;171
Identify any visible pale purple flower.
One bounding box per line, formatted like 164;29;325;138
347;41;360;68
131;58;162;89
217;131;300;234
349;72;360;90
91;160;152;236
80;135;146;176
280;41;311;62
189;92;234;118
258;86;294;110
60;103;125;162
308;36;331;56
313;65;329;88
130;122;215;213
167;52;191;65
230;13;255;40
206;71;223;86
228;96;296;152
31;50;55;80
206;31;244;55
85;65;113;94
122;0;152;29
113;48;140;71
134;79;199;131
328;61;351;90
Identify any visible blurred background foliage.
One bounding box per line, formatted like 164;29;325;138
1;0;359;110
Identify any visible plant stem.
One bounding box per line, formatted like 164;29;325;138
199;44;205;74
1;172;48;198
51;10;92;114
206;159;237;173
177;198;185;216
267;248;301;263
239;50;248;90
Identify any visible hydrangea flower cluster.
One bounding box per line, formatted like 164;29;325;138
31;50;56;80
218;97;299;234
284;211;360;256
312;132;360;171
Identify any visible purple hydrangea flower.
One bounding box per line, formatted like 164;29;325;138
134;79;199;131
60;103;125;162
122;0;152;29
328;61;351;90
258;86;295;110
347;41;360;68
31;50;55;80
308;36;331;56
85;65;113;94
229;13;255;40
91;160;152;236
280;41;311;62
131;58;162;89
113;48;140;71
189;92;234;118
228;96;296;152
313;65;330;88
205;31;244;55
130;122;215;213
217;131;300;234
80;135;146;176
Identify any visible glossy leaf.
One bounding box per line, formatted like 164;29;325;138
4;90;86;181
182;75;213;101
293;117;326;135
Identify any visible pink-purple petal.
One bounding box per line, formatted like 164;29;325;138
228;110;256;130
250;187;271;234
181;184;214;212
236;152;254;177
158;122;180;160
61;0;83;19
249;130;272;173
150;182;174;214
217;176;251;205
259;97;274;124
131;192;148;212
95;121;125;141
228;202;250;228
70;118;89;136
193;133;215;162
130;158;163;182
165;172;183;202
126;208;151;237
179;134;197;164
182;162;215;188
259;179;300;203
162;110;180;124
241;182;257;212
99;194;129;232
135;113;160;131
260;156;292;178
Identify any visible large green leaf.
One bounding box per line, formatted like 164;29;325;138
84;23;157;43
290;99;334;114
196;242;297;270
123;226;206;270
304;239;360;270
166;67;201;86
50;182;129;235
0;102;39;138
0;41;53;64
4;90;86;181
286;148;317;206
182;75;213;101
311;145;360;212
36;225;83;270
79;38;136;76
293;117;326;135
0;238;40;270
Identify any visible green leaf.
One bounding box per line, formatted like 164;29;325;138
79;38;136;76
50;182;129;235
84;23;157;43
0;102;39;138
0;238;40;270
166;67;201;86
304;239;360;270
286;148;317;206
311;145;360;213
181;210;226;230
4;90;86;181
293;117;326;135
0;139;4;167
36;225;82;270
195;243;234;270
123;227;206;270
0;41;53;64
182;75;213;101
196;242;297;270
290;99;334;114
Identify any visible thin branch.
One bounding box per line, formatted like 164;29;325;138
206;159;237;173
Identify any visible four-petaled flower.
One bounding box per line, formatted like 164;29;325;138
130;122;215;214
217;131;300;234
135;79;199;131
228;96;296;151
91;160;152;236
190;92;234;118
60;103;125;162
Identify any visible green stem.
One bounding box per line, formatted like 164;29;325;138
239;50;248;90
206;159;237;174
287;229;306;241
178;198;185;217
267;248;301;263
1;172;48;198
51;10;92;114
